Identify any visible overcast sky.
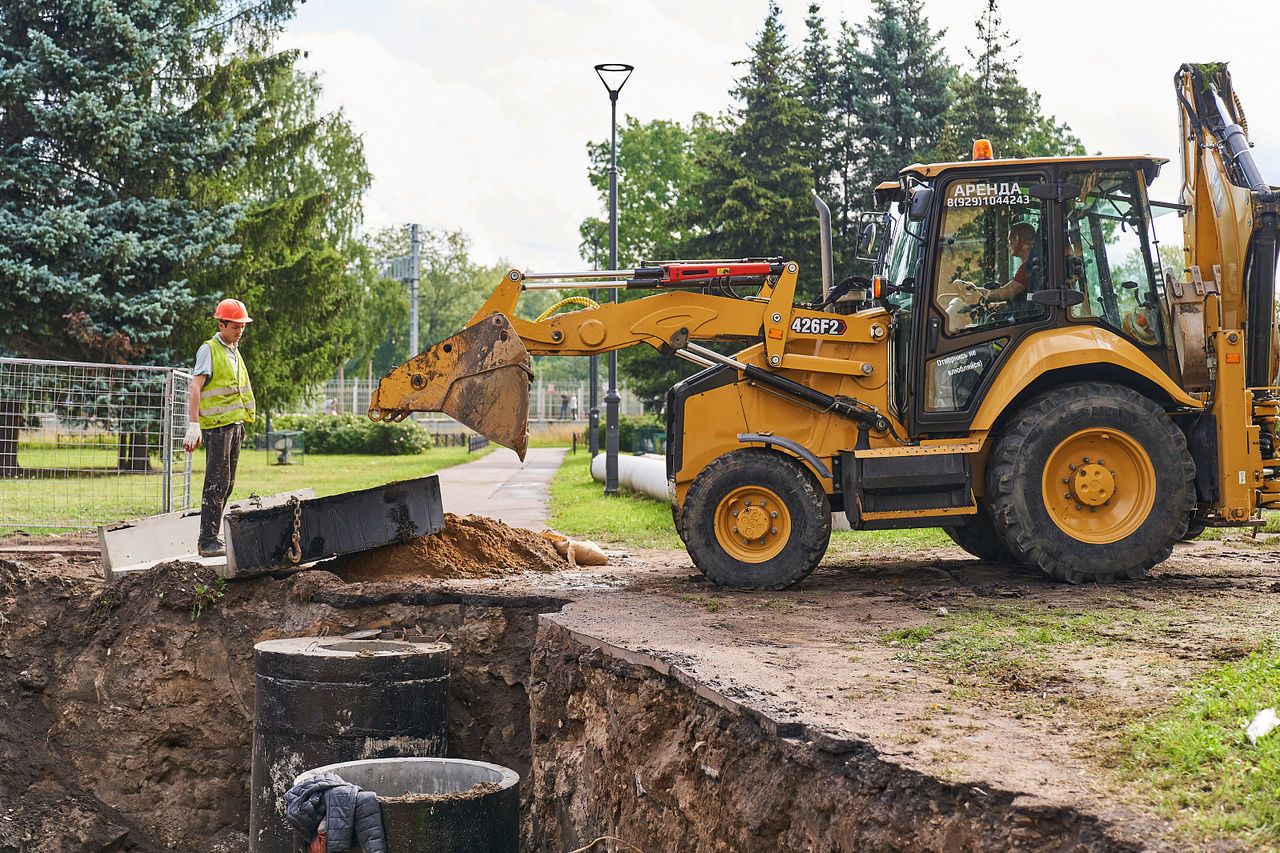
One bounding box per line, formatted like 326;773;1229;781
277;0;1280;272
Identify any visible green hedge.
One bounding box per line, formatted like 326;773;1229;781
270;413;433;455
595;413;665;455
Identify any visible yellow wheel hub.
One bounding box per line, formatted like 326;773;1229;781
1072;463;1114;506
1042;428;1155;544
713;486;791;563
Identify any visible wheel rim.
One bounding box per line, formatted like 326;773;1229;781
1041;428;1156;544
713;486;791;563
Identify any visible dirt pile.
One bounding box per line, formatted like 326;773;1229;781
331;513;564;582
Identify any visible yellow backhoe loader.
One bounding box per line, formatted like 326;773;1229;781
370;62;1280;589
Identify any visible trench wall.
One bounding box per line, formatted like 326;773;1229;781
0;562;1169;851
529;618;1162;853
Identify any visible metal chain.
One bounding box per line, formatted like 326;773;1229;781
286;495;302;564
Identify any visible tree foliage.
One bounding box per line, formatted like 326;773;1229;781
579;115;712;269
0;0;374;417
835;0;953;211
679;2;820;299
933;0;1084;161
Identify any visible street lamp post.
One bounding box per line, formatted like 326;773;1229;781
595;62;632;497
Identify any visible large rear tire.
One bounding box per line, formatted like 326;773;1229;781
944;501;1014;563
986;382;1194;583
681;448;831;589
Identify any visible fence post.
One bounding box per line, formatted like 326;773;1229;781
162;369;173;513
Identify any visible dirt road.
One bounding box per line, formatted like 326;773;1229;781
1;526;1276;850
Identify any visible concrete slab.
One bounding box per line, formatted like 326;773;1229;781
98;490;314;579
222;477;444;579
433;447;568;530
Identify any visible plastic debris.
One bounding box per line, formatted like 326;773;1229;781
1246;708;1279;745
540;530;608;567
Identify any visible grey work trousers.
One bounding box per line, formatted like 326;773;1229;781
199;422;244;546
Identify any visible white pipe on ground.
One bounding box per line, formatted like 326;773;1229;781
590;453;669;503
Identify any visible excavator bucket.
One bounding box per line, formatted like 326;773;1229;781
368;313;534;460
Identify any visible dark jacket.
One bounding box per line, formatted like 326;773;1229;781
284;771;387;853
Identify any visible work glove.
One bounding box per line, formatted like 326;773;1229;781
183;422;202;452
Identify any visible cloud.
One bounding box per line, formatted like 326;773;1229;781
281;0;1280;273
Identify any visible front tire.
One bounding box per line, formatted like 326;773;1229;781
681;449;831;589
986;382;1194;583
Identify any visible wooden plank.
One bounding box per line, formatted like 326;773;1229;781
222;476;444;579
98;490;315;579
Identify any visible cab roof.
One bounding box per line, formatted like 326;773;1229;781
901;154;1168;183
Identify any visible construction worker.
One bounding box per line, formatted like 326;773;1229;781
184;298;255;557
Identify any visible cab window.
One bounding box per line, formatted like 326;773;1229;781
1063;169;1163;347
932;174;1049;334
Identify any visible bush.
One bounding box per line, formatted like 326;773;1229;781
595;413;665;455
269;413;432;455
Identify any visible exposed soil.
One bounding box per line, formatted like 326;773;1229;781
1;526;1279;851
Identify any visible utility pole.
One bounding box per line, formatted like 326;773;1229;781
595;62;633;497
375;225;423;361
408;223;421;359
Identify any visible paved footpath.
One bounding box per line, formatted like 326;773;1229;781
433;446;567;531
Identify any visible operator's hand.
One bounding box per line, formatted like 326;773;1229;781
953;279;983;306
183;421;202;452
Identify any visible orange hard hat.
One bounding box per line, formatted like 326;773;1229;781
214;298;253;323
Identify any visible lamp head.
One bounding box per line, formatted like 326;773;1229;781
594;63;634;97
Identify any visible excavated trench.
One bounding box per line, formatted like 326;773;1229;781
0;519;1164;852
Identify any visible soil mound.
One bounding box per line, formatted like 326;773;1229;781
331;513;563;582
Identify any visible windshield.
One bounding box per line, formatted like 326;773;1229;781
880;202;920;310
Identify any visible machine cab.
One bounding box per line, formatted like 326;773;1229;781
873;153;1175;438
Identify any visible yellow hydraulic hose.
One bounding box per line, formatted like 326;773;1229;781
534;297;600;322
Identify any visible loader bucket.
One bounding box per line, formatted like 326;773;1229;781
369;313;534;460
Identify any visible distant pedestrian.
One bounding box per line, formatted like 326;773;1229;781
560;392;569;419
184;298;255;557
570;393;579;420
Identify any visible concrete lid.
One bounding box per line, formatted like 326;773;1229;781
254;637;451;682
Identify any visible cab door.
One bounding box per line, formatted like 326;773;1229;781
909;168;1056;435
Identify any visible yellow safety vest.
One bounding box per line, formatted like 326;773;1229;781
198;336;255;429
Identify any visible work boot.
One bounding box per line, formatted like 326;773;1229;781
198;539;227;557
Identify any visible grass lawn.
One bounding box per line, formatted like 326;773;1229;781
1120;644;1280;845
1;444;492;534
204;444;494;501
548;451;682;549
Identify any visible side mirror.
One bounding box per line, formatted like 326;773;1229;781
907;187;933;222
853;212;885;261
856;223;881;262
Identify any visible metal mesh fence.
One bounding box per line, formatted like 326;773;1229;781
292;378;645;421
0;357;193;533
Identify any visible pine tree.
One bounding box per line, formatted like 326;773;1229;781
800;4;836;204
935;0;1083;161
681;1;821;299
0;0;260;362
837;0;953;213
0;0;377;421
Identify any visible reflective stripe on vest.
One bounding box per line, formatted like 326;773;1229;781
198;336;255;429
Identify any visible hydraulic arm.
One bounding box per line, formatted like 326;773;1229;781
1175;63;1280;389
368;260;893;460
